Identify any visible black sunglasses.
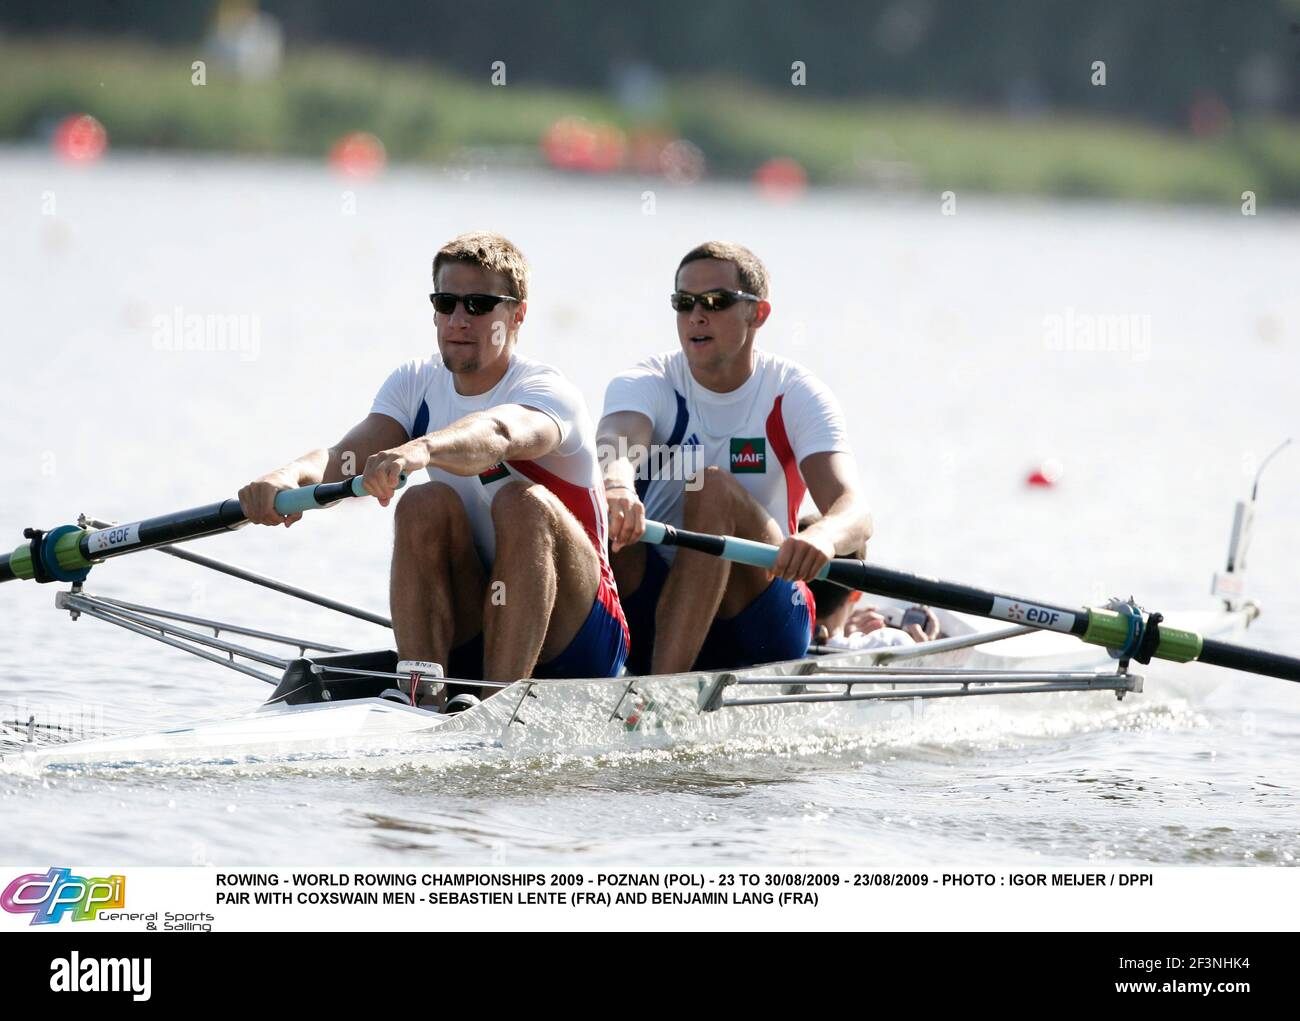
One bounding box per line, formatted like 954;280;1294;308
670;289;761;313
429;292;519;316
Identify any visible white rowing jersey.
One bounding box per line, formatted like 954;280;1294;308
602;349;851;550
371;353;623;628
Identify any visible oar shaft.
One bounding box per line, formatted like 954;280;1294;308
641;520;1300;684
0;475;400;584
642;521;1083;634
1198;638;1300;681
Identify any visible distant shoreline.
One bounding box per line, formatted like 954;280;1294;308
3;39;1298;207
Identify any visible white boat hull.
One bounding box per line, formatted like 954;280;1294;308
3;605;1254;771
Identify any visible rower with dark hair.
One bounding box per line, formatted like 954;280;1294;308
599;240;872;674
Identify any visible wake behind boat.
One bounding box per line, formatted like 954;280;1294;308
0;462;1291;771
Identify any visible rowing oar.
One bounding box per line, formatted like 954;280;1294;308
640;520;1300;684
0;474;405;585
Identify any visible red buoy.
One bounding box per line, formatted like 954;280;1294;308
754;157;807;201
542;118;626;173
53;113;108;164
329;132;386;178
1025;458;1064;487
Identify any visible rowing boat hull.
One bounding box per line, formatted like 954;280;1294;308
3;604;1253;771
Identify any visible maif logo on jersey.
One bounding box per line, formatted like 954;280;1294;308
729;437;766;473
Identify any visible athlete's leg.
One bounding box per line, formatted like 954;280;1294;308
484;481;602;684
651;467;784;674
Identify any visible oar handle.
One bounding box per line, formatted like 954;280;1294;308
272;473;405;517
641;520;867;589
639;520;828;577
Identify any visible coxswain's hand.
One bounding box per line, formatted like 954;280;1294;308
903;606;941;643
844;607;888;636
845;605;940;643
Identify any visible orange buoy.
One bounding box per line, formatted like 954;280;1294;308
328;132;386;178
542;117;592;170
585;122;627;173
53;113;108;164
754;157;807;200
542;118;626;173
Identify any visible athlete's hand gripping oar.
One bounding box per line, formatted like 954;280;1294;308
639;520;1300;684
0;474;406;585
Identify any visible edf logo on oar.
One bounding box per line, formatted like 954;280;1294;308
1;867;126;924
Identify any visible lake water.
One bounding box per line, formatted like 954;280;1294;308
1;149;1298;867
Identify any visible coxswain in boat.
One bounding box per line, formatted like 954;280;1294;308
796;511;939;649
599;240;871;674
239;232;627;701
806;579;941;650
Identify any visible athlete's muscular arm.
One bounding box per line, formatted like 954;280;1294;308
597;410;653;551
362;404;562;497
239;413;410;526
770;451;873;582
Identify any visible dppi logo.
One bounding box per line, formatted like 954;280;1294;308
1;867;126;925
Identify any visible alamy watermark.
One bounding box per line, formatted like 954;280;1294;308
598;437;706;491
152;306;261;361
1043;307;1151;362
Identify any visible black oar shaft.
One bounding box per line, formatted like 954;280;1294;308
80;499;245;564
642;520;1300;685
0;475;401;584
822;559;1086;636
655;522;1085;637
1198;637;1300;682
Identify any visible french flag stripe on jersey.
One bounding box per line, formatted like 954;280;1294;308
505;458;629;643
764;394;805;535
765;394;816;636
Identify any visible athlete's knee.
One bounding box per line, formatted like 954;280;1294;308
394;482;467;539
492;481;558;535
687;465;738;503
684;465;743;520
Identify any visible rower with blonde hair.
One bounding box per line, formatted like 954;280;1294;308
240;232;627;707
